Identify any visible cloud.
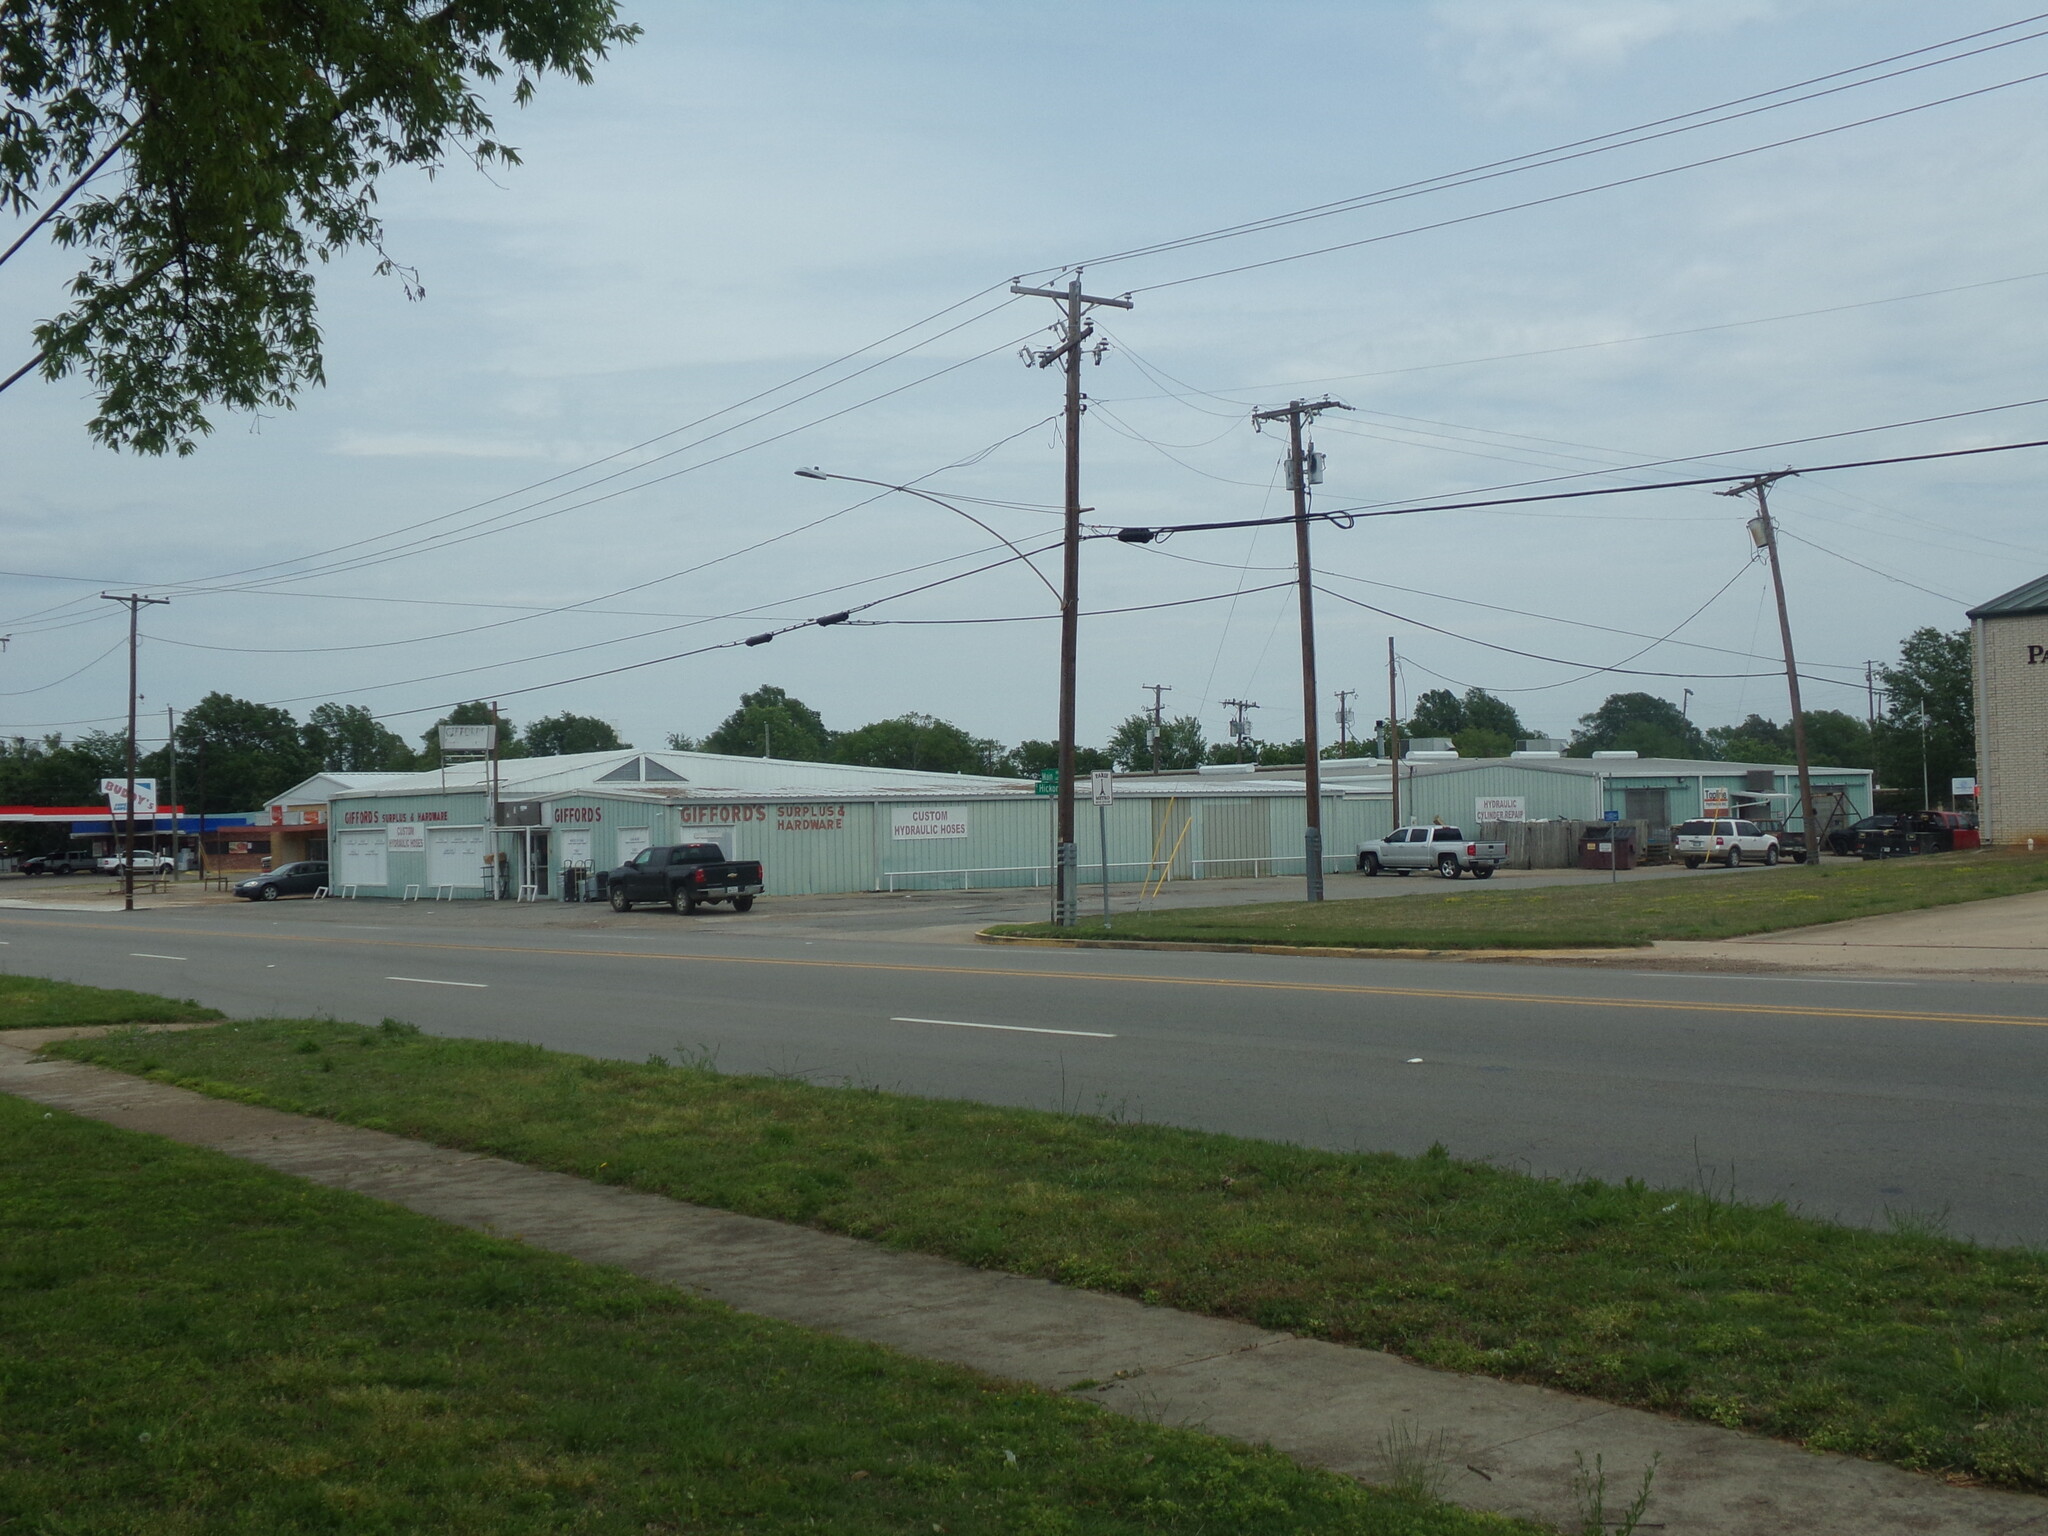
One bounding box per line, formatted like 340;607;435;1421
1431;1;1780;109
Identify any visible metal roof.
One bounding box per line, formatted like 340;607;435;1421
1968;572;2048;620
318;749;1029;802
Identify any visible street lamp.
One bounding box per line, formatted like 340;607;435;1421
793;468;1061;604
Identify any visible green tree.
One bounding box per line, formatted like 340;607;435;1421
1803;709;1874;770
172;692;315;811
1105;713;1207;772
1406;689;1464;738
1875;627;1974;803
663;732;699;752
1568;693;1706;759
998;740;1110;776
0;730;128;804
1405;687;1527;756
522;712;626;757
701;686;831;761
301;702;415;772
2;1;637;453
835;715;1003;775
420;702;524;760
1704;713;1792;763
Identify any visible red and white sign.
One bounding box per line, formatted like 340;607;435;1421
101;778;157;817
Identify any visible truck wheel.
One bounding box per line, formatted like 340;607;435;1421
1437;856;1460;879
1471;867;1494;879
1764;845;1780;866
1792;851;1809;864
609;889;631;913
1724;847;1742;870
733;896;755;912
1683;857;1702;869
1361;854;1381;877
670;889;693;914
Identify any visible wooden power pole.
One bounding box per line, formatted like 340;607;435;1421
1387;637;1403;831
100;592;168;912
1252;396;1350;901
1142;683;1171;773
1721;473;1821;863
1010;273;1133;926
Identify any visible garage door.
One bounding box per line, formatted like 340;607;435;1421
335;829;388;889
427;827;486;889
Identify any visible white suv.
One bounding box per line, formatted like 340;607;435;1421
1674;818;1780;869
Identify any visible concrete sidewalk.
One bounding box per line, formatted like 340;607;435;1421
3;1025;2043;1536
1581;887;2048;980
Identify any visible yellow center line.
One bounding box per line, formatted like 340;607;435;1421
3;915;2045;1029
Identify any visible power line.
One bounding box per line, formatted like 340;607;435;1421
1030;14;2048;277
1110;423;2048;539
1124;66;2048;296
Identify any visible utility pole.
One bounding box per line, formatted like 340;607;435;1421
1721;474;1819;863
1681;688;1694;722
1142;684;1171;773
1386;637;1403;830
1222;699;1259;763
1335;688;1357;751
1252;396;1351;902
1011;273;1132;926
1864;661;1881;731
100;592;168;912
165;704;179;880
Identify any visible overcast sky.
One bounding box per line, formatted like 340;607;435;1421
6;0;2048;760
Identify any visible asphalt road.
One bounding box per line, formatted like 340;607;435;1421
6;893;2047;1246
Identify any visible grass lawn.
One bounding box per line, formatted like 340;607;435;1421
51;1012;2048;1491
986;849;2048;950
0;1090;1526;1535
0;971;222;1030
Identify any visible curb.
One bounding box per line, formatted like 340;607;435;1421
973;931;1639;961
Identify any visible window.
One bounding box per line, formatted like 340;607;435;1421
1385;829;1409;843
1433;827;1463;842
1677;820;1710;835
1736;821;1760;837
631;849;653;869
1715;821;1736;836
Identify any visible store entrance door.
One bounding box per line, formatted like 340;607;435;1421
521;829;551;899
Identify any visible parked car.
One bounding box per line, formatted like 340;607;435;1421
1674;818;1782;869
1826;811;1977;857
233;861;329;900
607;843;766;912
96;851;176;874
1356;824;1507;879
19;850;97;875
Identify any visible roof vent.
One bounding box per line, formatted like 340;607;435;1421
1197;762;1258;776
1590;750;1639;759
1515;738;1566;755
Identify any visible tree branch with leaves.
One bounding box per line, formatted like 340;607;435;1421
2;0;637;453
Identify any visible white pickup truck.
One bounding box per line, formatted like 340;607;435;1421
1357;824;1507;879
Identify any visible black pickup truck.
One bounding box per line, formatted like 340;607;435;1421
607;843;765;914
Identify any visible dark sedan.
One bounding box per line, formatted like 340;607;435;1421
233;861;329;900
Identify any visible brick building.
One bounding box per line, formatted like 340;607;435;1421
1969;574;2048;844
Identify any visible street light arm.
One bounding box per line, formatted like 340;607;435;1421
793;469;1063;605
